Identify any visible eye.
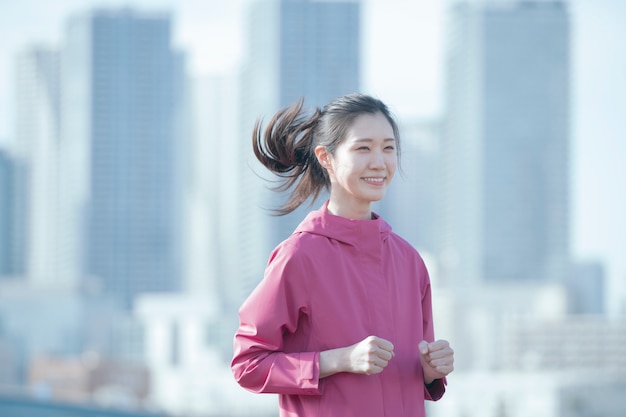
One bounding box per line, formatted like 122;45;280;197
356;146;370;151
384;145;395;151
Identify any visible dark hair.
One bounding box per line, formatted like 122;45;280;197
252;92;401;215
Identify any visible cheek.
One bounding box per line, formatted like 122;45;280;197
329;154;356;176
330;165;359;190
386;156;398;176
334;164;354;182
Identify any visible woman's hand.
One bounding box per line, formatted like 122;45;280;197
320;335;395;378
348;335;395;375
418;339;454;384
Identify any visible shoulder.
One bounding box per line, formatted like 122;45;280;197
270;231;333;266
386;232;431;286
388;231;424;260
266;232;329;277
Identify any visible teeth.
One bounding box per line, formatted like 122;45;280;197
364;177;384;182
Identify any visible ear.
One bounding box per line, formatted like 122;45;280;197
314;145;332;171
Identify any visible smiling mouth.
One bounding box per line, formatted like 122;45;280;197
363;177;385;184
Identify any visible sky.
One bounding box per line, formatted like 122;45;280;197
0;0;624;314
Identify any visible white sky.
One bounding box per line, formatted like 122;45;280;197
0;0;624;313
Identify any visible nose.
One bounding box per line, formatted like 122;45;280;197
369;149;385;170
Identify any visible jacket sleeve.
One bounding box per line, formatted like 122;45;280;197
424;378;446;401
419;257;447;401
231;242;321;396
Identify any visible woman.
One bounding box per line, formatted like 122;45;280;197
232;93;454;416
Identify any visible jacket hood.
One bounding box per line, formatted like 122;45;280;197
293;201;392;247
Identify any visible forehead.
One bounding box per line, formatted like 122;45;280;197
344;112;396;141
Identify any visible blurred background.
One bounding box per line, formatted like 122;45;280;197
0;0;625;416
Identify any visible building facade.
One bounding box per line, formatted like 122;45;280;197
0;149;18;277
440;0;570;286
63;9;186;307
13;47;65;286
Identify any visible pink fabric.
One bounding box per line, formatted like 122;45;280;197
232;203;445;416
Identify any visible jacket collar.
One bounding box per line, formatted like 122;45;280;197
293;201;391;247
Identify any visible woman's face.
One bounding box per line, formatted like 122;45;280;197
317;112;397;219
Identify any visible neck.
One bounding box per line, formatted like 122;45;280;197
326;200;372;220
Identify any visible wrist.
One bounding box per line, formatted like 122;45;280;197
320;346;349;379
424;375;437;386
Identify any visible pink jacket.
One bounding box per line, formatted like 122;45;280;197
232;203;445;416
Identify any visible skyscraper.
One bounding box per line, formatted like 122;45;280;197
440;0;570;286
233;0;361;306
0;149;18;277
63;9;186;307
13;47;67;287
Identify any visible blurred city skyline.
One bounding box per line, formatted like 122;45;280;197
1;0;624;313
0;1;624;416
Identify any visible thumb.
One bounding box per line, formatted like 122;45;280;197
418;340;429;355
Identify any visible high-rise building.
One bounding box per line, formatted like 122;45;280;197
184;74;239;301
63;9;187;307
567;261;605;315
233;0;361;307
13;47;68;287
0;149;18;277
440;0;570;286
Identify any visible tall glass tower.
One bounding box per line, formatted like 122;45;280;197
14;47;65;287
63;9;186;307
234;0;361;306
440;0;570;286
0;149;18;277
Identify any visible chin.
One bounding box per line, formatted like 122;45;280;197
368;193;386;203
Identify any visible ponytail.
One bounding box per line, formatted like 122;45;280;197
252;98;328;215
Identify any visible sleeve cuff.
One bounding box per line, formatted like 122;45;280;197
424;377;446;401
297;351;322;395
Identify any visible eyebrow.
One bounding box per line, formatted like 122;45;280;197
353;138;396;142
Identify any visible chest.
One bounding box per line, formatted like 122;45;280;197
302;242;424;349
